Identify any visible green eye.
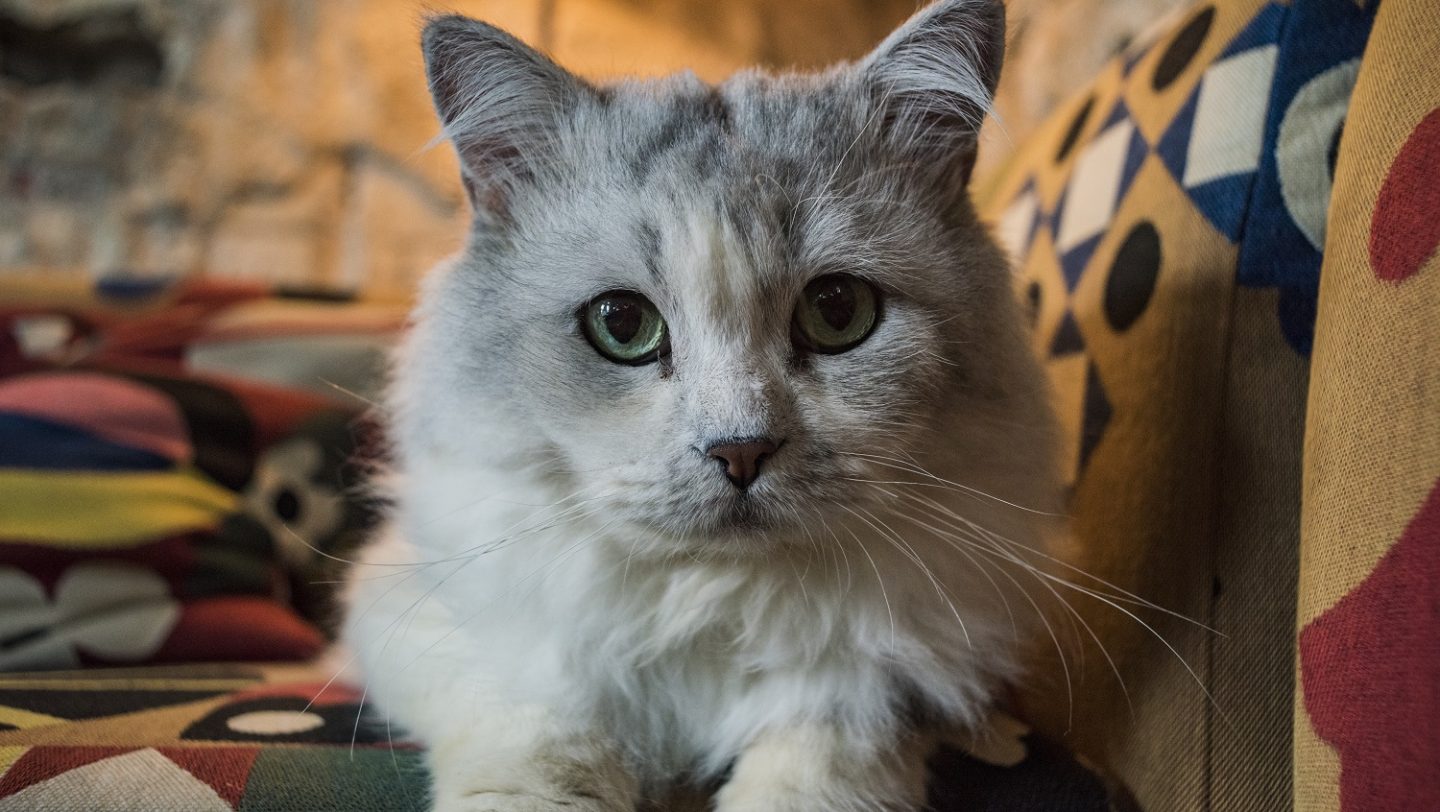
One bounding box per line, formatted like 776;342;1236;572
581;290;669;365
793;273;879;353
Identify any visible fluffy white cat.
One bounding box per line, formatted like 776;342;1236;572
342;1;1062;809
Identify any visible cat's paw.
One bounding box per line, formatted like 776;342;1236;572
714;787;914;812
434;791;620;812
714;724;927;812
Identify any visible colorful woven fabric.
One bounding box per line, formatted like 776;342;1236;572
0;665;429;812
977;1;1395;810
1292;0;1440;809
0;280;402;671
0;664;1134;811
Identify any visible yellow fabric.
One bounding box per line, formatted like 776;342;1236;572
0;747;26;781
1293;0;1440;807
0;707;65;732
0;468;237;547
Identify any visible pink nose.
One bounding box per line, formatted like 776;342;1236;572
706;438;779;490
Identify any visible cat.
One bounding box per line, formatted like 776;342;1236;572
341;1;1062;809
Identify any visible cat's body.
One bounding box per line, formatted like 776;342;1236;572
342;2;1061;809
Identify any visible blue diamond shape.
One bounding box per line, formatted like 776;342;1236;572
1049;311;1086;358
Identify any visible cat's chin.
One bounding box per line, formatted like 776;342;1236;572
628;498;811;558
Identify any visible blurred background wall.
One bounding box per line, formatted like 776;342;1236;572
0;0;1186;296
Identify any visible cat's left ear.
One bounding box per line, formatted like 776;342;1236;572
861;0;1005;189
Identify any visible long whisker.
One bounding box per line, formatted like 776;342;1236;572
893;492;1224;727
910;491;1222;636
838;521;896;653
847;504;971;650
895;494;1127;722
866;502;1078;728
840;450;1061;516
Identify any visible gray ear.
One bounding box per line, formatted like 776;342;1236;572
422;15;589;221
861;0;1005;187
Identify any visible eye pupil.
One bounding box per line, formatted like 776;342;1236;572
793;273;878;354
600;298;643;344
582;291;668;365
814;282;857;331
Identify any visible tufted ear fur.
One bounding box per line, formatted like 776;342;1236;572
861;0;1005;190
422;15;592;223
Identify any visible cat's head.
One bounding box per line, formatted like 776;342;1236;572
398;0;1056;556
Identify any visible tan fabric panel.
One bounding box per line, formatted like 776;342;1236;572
1294;0;1440;808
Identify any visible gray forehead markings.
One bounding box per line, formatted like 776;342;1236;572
629;89;733;182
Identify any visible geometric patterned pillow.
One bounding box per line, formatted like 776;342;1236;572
0;280;397;670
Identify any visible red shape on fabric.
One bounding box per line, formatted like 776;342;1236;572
172;278;272;309
230;681;364;706
1370;107;1440;282
158;746;260;809
95;279;270;363
74;356;341;450
1300;477;1440;811
0;746;140;798
151;596;325;663
0;371;192;462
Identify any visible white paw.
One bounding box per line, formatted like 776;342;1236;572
715;780;916;812
434;790;619;812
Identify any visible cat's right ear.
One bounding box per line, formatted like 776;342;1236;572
422;15;589;222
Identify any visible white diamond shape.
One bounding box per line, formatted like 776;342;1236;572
1183;45;1278;188
994;189;1039;266
0;748;231;812
1055;119;1136;254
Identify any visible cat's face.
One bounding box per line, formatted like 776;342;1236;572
401;1;1051;556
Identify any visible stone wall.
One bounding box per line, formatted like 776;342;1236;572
0;0;1186;296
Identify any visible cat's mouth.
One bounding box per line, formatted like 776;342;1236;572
637;488;814;552
705;498;782;534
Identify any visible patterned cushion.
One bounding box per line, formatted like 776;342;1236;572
0;279;403;670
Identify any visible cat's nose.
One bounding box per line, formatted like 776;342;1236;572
705;438;779;491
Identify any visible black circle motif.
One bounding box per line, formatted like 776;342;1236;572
1104;221;1161;332
1055;96;1095;163
1152;6;1214;92
1025;281;1043;327
274;489;302;522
